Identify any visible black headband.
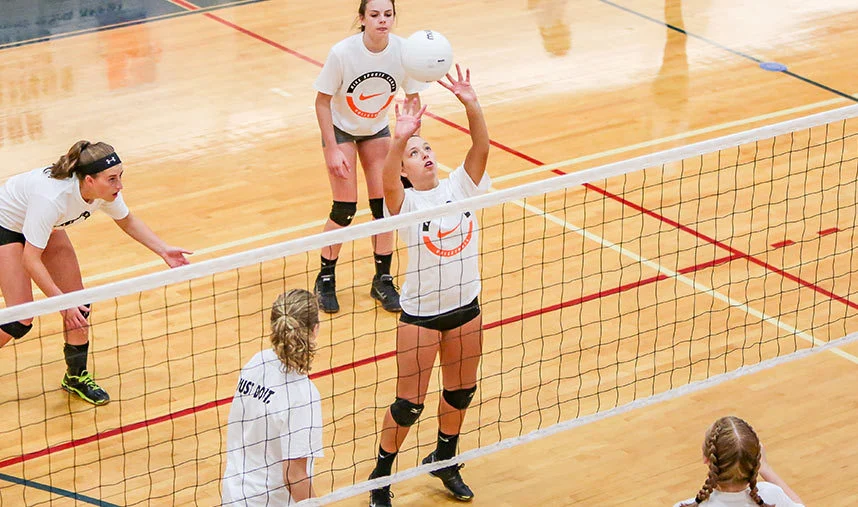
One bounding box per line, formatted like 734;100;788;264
77;153;122;175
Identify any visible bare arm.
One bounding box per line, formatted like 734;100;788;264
22;242;88;329
439;65;489;185
114;213;191;268
758;446;803;504
282;458;314;502
22;242;62;299
315;92;349;179
759;462;804;504
382;99;426;215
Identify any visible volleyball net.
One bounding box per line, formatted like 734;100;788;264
0;104;856;506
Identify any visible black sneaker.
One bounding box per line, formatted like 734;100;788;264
422;451;474;502
314;273;339;313
370;274;401;313
369;485;393;507
61;370;110;405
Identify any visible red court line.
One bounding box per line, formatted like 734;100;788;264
582;183;858;310
0;254;738;470
168;0;199;10
818;227;840;236
771;240;795;249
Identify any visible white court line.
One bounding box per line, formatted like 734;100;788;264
47;97;852;286
493;95;855;183
439;163;858;365
270;87;293;98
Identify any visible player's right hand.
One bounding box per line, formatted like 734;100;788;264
324;147;350;179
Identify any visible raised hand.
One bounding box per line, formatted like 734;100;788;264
438;64;477;105
393;96;427;140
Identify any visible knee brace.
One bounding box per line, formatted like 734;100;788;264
329;201;357;227
443;386;477;410
368;198;385;220
390;397;424;427
1;321;33;339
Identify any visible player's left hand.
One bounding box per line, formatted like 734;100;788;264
438;64;477;105
162;246;193;267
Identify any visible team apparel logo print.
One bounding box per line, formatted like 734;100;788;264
421;211;474;258
345;71;397;119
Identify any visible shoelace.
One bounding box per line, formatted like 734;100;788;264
78;373;102;391
378;276;400;292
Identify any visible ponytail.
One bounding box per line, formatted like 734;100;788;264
270;289;320;374
49;140;117;180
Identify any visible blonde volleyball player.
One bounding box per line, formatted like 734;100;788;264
313;0;428;314
222;289;323;506
674;416;804;507
368;65;489;506
0;140;191;405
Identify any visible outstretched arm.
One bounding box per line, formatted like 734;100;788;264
438;65;489;185
382;98;426;215
115;213;192;268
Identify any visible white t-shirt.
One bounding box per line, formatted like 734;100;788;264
385;165;491;316
673;482;805;507
222;349;324;506
0;167;129;249
314;33;428;136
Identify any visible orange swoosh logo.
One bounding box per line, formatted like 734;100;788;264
437;223;461;239
359;92;384;100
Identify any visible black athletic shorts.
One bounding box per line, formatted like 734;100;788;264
0;225;25;246
331;125;391;145
400;297;480;332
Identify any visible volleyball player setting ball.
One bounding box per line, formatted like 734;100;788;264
0;141;192;405
367;64;489;506
312;0;429;314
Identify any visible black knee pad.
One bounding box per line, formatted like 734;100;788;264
1;321;33;339
390;397;424;427
443;386;477;410
329;201;357;227
81;303;91;320
368;198;385;220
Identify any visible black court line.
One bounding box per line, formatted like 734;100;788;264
599;0;858;103
0;0;269;51
0;472;120;506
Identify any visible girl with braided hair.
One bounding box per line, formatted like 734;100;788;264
674;416;805;507
222;289;324;505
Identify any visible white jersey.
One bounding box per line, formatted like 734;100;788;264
222;349;324;506
673;482;805;507
386;165;491;316
0;167;129;249
314;33;428;136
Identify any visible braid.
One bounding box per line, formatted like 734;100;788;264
678;420;723;506
747;448;773;507
683;417;777;506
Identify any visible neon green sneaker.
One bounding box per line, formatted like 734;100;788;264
61;370;110;405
